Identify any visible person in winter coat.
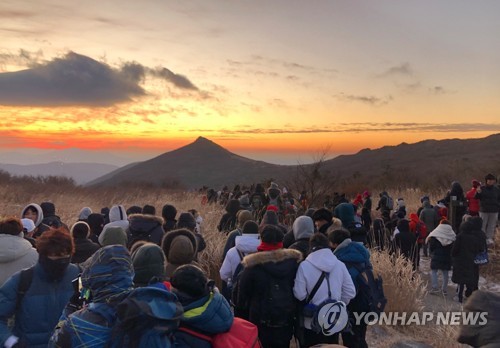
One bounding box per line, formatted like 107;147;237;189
419;200;441;257
99;205;128;245
452;217;487;303
161;204;178;232
49;245;135;347
334;203;367;244
444;181;467;232
289;216;315;259
161;229;198;280
0;229;79;348
40;202;64;229
392;219;418;271
234;225;302;348
220;220;260;285
369;218;389;251
99;226;128;247
87;213;104;244
294;233;356;347
312;208;333;235
176;212;206;254
222;210;253;260
409;213;427;268
457;290;500;347
218;199;241;233
127;213;164;249
361;191;372;230
20;203;50;238
425;220;456;295
475;173;500;245
0;218;38;286
466;180;481;217
130;243;167;288
376;192;391;222
329;229;371;348
172;265;233;348
70;221;100;264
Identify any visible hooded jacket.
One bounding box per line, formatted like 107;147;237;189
49;245;134;348
0;262;79;348
162;229;198;279
0;234;38;286
426;223;456;271
20;203;50;238
217;199;240;232
475;184;500;213
289;216;314;259
174;292;233;348
220;234;260;282
452;218;486;285
419;201;440;234
127;214;165;247
294;248;356;329
100;205;129;244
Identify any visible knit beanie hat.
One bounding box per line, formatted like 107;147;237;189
177;212;197;232
242;220;259;235
78;207;93;221
237;210;253;227
162;229;197;266
132;243;166;286
40;202;56;216
292;216;314;240
162;204;177;220
485;173;496;181
170;264;208;299
100;226;128;247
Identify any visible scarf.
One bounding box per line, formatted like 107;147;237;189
425;223;456;246
257;241;283;252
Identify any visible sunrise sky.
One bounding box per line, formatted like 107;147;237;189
1;1;499;164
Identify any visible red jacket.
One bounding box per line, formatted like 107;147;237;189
409;213;428;244
466;187;480;214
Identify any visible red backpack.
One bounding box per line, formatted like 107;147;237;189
178;317;262;348
415;221;428;244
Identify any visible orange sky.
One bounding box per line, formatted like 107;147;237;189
1;1;499;164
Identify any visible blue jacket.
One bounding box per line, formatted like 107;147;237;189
333;239;371;283
174;292;233;347
0;263;79;348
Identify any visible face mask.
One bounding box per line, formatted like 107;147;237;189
39;255;71;280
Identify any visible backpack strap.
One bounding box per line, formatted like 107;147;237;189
236;249;245;261
177;326;213;343
306;272;326;304
16;267;35;311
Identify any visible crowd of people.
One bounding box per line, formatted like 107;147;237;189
0;173;498;347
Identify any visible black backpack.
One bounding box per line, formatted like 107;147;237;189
346;262;386;314
258;273;296;327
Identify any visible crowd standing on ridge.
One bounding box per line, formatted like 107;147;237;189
0;173;498;347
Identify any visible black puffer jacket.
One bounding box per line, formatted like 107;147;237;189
127;214;165;247
475;184;500;213
451;218;486;285
428;237;453;270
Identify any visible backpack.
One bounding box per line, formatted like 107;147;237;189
259;273;296;327
178;317;262;348
110;286;183;348
346;263;387;315
415;221;428;244
16;267;34;311
385;195;394;211
223;249;245;303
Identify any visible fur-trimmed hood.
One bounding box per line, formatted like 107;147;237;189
162;229;197;263
128;213;164;226
242;248;302;269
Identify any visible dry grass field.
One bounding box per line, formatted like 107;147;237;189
1;177;497;347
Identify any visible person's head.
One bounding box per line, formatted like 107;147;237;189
100;226;128;247
78;207;92;221
225;199;241;215
312;208;333;230
142;204;156;215
161;204;177;221
170;264;210;300
0;217;23;236
70;221;91;239
126;205;142;216
81;245;134;302
236;210;253;228
328;229;351;249
292;216;314;240
40;202;56;217
260;210;279;226
36;229;74;280
397;219;410;233
420;195;430;204
87;213;105;236
309;233;329;253
177;212;197;232
259;224;284;247
485;173;496;186
132;243;166;286
22;204;43;226
161;229;197;276
21;218;36;236
440;219;451;225
241;220;259;235
362;190;371;198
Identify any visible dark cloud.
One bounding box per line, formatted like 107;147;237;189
378;62;413;77
337;93;393;106
0;51;199;107
0;49;43;68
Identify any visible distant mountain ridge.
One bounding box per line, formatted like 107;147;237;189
89;134;500;190
0;162;119;185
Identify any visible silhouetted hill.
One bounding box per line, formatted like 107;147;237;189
88;137;291;188
321;133;500;189
0;162;119;185
89;134;500;190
